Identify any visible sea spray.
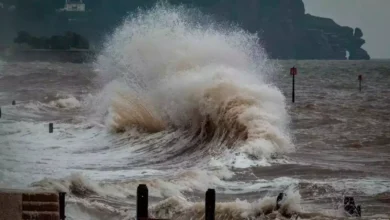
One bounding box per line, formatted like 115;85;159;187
94;3;292;159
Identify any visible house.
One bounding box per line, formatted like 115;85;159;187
62;0;85;12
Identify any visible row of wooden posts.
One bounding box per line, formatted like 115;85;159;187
0;68;364;120
290;67;363;103
136;184;216;220
22;185;360;220
0;100;54;132
135;184;362;219
55;184;363;220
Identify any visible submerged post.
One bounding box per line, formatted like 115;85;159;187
137;184;148;220
275;192;286;210
59;192;66;220
358;74;362;92
205;189;216;220
290;67;297;103
49;123;54;133
12;100;15;105
0;107;2;118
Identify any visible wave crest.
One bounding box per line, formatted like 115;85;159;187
94;3;292;157
111;92;165;133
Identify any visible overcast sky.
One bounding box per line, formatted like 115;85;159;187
303;0;390;59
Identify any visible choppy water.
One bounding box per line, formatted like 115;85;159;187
1;4;390;220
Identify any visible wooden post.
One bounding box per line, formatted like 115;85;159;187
49;123;54;133
358;75;362;92
356;205;361;217
290;67;297;103
12;100;15;105
59;192;66;220
275;192;285;210
0;107;2;118
137;184;148;220
205;189;215;220
292;73;295;103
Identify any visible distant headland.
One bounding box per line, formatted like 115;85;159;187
0;0;370;60
200;0;370;60
0;31;95;63
13;31;89;50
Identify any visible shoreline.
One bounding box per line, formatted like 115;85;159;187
0;49;382;63
0;49;97;63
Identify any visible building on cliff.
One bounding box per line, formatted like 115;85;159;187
60;0;86;12
56;0;90;24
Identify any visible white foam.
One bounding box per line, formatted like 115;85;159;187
48;95;81;109
93;3;292;167
310;178;390;196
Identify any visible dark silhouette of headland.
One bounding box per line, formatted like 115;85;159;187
0;0;371;61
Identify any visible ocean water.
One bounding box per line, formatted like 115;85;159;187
1;5;390;220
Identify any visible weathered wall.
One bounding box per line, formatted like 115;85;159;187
0;192;22;220
0;190;60;220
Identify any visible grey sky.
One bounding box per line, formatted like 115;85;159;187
303;0;390;59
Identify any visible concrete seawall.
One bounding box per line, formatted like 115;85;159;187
0;189;63;220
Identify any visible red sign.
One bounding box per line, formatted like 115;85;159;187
358;75;362;80
290;67;297;75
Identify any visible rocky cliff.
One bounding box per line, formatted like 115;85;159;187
0;0;370;60
192;0;370;60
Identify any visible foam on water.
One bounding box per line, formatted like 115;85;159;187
48;95;82;109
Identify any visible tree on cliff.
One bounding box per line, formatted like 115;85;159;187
13;31;89;50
